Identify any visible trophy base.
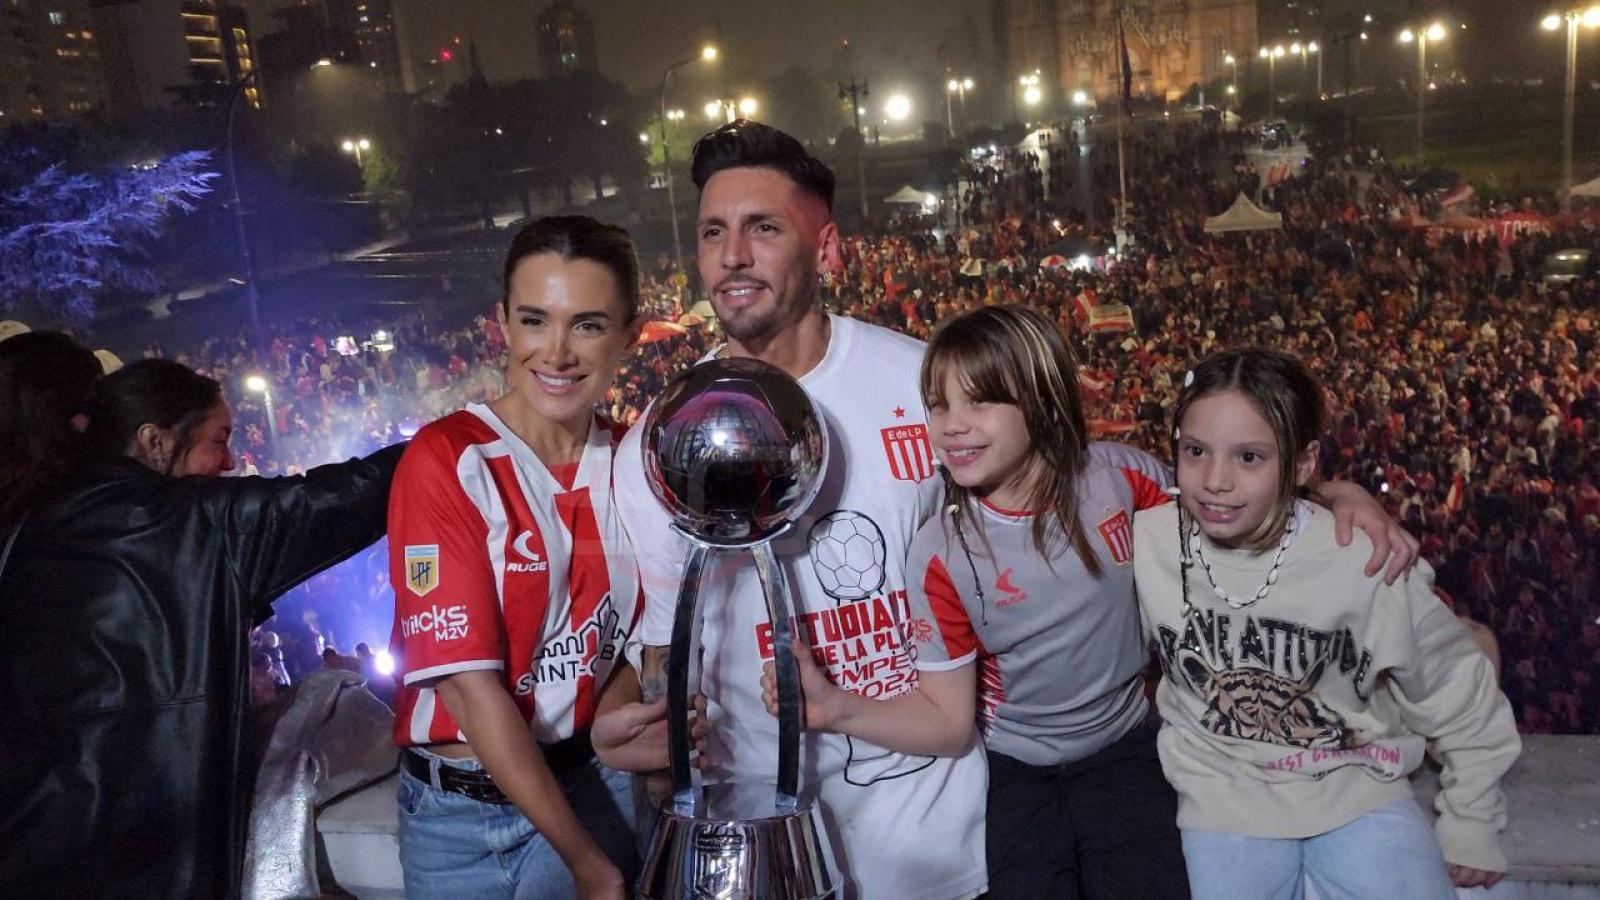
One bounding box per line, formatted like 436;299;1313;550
638;783;837;900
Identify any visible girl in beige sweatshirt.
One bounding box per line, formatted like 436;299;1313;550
1133;347;1520;900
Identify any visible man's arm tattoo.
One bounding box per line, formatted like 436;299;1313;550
634;643;674;827
640;644;669;702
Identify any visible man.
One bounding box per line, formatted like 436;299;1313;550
599;121;988;899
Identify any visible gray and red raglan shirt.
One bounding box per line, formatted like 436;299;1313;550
905;442;1171;767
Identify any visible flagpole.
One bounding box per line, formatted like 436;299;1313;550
1116;96;1128;229
1115;1;1130;231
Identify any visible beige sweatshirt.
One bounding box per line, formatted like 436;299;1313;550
1133;500;1521;872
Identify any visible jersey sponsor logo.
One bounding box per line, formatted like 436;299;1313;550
404;544;440;596
806;510;886;601
880;423;935;483
400;603;470;642
1096;509;1133;566
507;530;551;574
513;593;626;693
994;567;1030;607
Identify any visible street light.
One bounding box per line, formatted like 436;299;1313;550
1072;89;1089;106
705;100;725;121
1223;52;1239;109
1259;44;1286;117
885;93;912;122
1398;22;1447;164
1290;40;1322;99
225;68;265;352
1543;6;1600;206
738;96;759;117
945;76;973;136
244;374;278;448
1023;84;1042;106
340;137;371;167
658;43;719;274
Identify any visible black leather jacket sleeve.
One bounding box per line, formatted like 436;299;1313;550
217;442;406;612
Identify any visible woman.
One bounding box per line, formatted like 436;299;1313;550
387;216;645;900
0;353;403;899
0;329;103;527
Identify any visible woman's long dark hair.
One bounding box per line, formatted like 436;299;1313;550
0;331;102;530
921;305;1101;577
85;359;224;475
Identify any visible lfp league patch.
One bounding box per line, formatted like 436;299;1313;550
404;544;440;596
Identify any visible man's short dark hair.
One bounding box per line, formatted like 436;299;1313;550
690;119;835;213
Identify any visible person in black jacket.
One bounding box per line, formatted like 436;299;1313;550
0;355;403;899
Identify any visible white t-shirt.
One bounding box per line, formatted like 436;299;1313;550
616;314;987;900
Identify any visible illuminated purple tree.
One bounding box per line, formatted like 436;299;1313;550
0;150;218;323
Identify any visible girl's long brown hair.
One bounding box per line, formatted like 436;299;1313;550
921;305;1101;577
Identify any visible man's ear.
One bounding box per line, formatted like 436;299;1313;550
1295;440;1320;488
494;300;510;342
815;219;843;278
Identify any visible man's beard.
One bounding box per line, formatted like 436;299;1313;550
717;281;816;344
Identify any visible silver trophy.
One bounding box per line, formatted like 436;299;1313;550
637;357;837;900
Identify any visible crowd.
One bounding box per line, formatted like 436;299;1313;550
133;116;1597;735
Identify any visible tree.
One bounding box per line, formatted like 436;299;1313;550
757;67;841;146
0;150;217;323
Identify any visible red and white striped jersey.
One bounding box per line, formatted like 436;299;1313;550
387;404;640;747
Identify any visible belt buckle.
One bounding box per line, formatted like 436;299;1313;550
467;782;508;804
454;775;508;805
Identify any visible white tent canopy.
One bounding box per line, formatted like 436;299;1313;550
883;185;935;205
1204;193;1284;234
1571;174;1600;199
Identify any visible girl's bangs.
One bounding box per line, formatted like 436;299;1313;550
923;335;1021;408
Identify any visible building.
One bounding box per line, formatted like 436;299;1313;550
326;0;404;93
0;0;109;120
254;1;405;93
999;0;1259;106
535;0;597;78
90;0;258;114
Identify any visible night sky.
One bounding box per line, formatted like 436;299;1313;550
242;0;996;94
238;0;1561;104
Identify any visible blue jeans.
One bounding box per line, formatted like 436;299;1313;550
1181;797;1456;900
397;749;639;900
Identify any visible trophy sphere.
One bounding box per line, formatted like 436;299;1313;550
643;357;828;546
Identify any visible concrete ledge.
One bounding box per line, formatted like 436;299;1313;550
1411;735;1600;888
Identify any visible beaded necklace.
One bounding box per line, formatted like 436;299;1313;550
1179;500;1305;617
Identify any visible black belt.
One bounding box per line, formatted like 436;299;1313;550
404;732;596;805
